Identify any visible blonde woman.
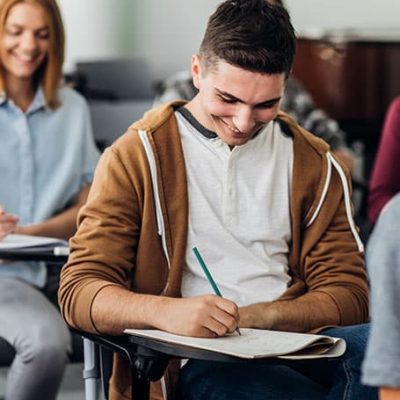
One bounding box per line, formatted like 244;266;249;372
0;1;99;399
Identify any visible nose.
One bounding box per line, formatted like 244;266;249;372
20;32;38;52
232;106;256;133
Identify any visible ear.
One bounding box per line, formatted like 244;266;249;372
191;54;202;90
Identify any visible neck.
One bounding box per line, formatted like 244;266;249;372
5;75;36;112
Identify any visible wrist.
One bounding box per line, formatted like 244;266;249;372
14;224;36;236
239;302;278;329
145;295;176;330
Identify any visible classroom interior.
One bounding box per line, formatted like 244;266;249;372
1;0;400;398
59;0;400;234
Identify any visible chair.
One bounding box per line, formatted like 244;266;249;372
79;330;276;400
80;333;170;400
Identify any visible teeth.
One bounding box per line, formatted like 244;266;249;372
219;117;242;134
13;53;36;62
18;57;34;62
225;121;240;133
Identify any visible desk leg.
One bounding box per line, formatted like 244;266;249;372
131;371;150;400
83;338;100;400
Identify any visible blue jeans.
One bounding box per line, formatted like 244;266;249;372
180;324;377;400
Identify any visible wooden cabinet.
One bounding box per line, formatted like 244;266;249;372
292;30;400;172
293;32;400;121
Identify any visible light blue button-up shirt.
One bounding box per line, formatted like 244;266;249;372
0;86;100;286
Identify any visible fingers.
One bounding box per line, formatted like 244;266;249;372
160;295;239;338
0;213;19;224
208;297;239;335
0;211;19;240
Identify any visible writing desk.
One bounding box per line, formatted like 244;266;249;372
80;331;244;400
80;330;306;400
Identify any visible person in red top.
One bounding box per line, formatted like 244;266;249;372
368;97;400;224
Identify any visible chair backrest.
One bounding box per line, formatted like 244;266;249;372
76;58;155;100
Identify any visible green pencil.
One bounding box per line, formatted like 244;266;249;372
192;246;241;335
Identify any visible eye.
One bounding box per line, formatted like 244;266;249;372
37;33;49;40
5;27;21;36
218;95;237;104
254;101;279;110
36;30;50;40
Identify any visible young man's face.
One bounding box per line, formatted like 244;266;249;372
187;55;286;147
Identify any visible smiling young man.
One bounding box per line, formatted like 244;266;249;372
59;1;376;399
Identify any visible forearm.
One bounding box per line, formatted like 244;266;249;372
16;185;91;240
91;285;169;334
380;387;400;400
16;205;81;239
239;291;340;333
91;285;239;337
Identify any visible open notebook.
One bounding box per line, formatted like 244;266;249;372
0;234;69;255
124;327;346;360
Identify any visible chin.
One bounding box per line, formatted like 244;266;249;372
12;69;37;79
222;136;251;147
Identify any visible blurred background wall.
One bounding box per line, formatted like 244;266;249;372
57;0;400;189
58;0;400;79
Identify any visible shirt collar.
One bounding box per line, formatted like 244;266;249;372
0;91;7;106
176;106;267;142
176;106;218;139
26;86;47;114
0;86;47;113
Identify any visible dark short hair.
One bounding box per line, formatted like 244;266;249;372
199;0;296;77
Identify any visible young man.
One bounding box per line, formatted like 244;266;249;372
59;1;375;399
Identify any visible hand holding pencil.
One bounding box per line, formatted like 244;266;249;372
150;247;240;338
192;247;241;336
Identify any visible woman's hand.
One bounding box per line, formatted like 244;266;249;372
0;207;19;240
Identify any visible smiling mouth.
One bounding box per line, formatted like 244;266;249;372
219;118;243;134
217;117;267;141
12;53;39;64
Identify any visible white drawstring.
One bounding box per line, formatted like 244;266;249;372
138;130;171;267
306;153;332;228
307;152;364;253
327;153;364;253
138;130;170;400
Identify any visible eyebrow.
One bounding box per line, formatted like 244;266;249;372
215;88;281;108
